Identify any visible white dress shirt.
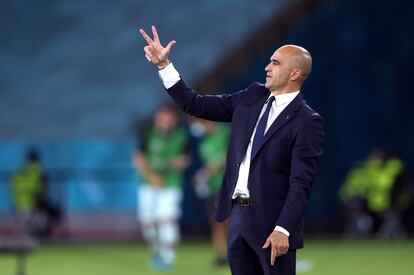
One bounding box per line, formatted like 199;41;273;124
231;91;299;237
158;63;298;237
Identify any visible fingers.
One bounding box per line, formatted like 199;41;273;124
152;25;160;44
263;238;277;266
139;29;153;45
263;232;290;266
275;243;288;256
165;40;176;52
144;46;153;61
139;26;175;65
271;245;277;266
262;239;270;249
280;244;289;255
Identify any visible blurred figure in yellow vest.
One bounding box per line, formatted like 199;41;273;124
340;148;413;239
372;149;413;239
339;149;384;237
11;148;61;239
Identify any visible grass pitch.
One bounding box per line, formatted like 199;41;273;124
0;239;413;275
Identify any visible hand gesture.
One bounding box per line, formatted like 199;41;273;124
262;230;289;266
139;26;176;69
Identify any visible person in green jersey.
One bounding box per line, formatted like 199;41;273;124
192;118;229;267
133;103;189;271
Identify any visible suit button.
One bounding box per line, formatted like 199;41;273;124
236;162;240;167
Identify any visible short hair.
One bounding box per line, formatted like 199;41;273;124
290;47;312;84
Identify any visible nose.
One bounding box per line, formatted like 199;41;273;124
265;63;270;71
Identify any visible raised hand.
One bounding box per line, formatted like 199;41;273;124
139;26;176;69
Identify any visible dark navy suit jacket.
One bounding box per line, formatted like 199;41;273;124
167;79;325;250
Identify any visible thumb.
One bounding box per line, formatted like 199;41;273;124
262;239;270;249
165;40;176;51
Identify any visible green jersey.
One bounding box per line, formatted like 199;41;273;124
141;126;188;188
199;124;229;194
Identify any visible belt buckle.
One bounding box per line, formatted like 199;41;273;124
240;197;250;206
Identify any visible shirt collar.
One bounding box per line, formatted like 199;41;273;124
267;90;300;106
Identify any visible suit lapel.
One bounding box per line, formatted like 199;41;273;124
251;93;303;160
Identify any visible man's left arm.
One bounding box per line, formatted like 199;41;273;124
277;115;325;232
262;115;325;265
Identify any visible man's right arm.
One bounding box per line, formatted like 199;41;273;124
139;26;243;122
158;63;241;122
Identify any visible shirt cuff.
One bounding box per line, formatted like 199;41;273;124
274;226;290;237
158;62;181;89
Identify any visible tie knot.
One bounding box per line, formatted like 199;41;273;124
267;96;275;105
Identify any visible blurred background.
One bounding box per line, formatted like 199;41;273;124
1;0;413;274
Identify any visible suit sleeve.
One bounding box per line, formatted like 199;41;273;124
275;115;325;234
166;79;244;122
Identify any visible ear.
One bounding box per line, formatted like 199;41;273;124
290;69;301;81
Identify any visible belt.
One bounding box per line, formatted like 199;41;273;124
235;197;251;206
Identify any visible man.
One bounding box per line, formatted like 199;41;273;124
139;26;325;275
132;104;189;271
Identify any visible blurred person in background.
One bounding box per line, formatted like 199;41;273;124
10;148;62;239
340;148;413;239
139;26;325;275
191;118;229;267
132;103;189;271
373;149;413;239
339;149;384;237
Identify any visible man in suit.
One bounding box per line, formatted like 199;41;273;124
139;26;325;275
